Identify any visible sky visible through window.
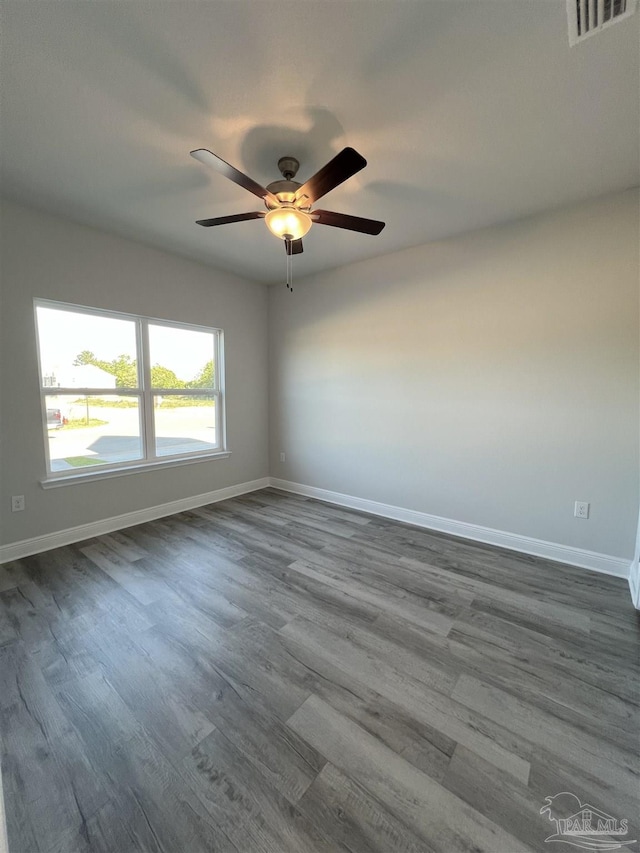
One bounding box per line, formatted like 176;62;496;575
37;306;214;384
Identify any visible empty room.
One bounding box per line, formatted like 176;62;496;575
0;2;638;852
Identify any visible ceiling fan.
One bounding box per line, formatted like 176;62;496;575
190;147;385;258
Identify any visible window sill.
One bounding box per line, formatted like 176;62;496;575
40;450;231;489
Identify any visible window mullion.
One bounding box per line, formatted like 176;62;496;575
138;319;156;460
215;390;222;450
40;392;53;475
217;331;225;449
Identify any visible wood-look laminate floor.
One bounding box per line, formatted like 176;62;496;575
1;488;638;853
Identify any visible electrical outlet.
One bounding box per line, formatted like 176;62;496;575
574;501;589;519
279;452;286;463
11;495;25;512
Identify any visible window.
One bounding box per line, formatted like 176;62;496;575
35;300;226;482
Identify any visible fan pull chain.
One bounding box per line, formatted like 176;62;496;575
285;242;293;293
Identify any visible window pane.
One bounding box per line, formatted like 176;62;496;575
148;324;215;389
153;395;217;457
45;395;142;472
37;306;138;388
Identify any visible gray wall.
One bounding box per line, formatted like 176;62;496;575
0;200;269;546
3;191;638;561
269;190;639;560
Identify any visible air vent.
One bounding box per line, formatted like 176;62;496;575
567;0;637;44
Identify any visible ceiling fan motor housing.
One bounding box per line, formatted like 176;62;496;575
265;157;311;240
264;156;309;210
264;178;301;208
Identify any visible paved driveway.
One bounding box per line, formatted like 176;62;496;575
48;405;216;470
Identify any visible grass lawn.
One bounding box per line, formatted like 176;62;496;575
64;417;108;429
83;398;214;408
63;456;106;467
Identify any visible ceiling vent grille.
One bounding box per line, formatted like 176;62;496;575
567;0;637;44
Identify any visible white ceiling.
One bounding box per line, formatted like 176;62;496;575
1;1;638;284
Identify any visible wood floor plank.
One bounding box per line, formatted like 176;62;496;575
302;547;476;611
146;603;311;721
88;636;216;764
94;531;148;563
0;644;100;853
22;547;119;623
400;736;454;783
56;671;240;853
371;608;638;752
82;797;159;853
80;543;167;606
136;554;250;629
37;605;154;690
280;615;532;783
451;674;639;796
527;745;640;839
399;547;626;618
133;625;326;804
469;592;591;643
0;587;20;646
216;497;292;528
287;606;458;695
287;558;458;636
287;694;533;852
240;552;382;626
443;743;565;850
108;732;241;853
447;610;638;749
395;553;594;641
180;727;338;853
2;487;637;853
198;682;325;805
298;762;431;853
450;605;640;699
231;617;451;760
242;490;373;527
0;560;23;594
0;583;66;658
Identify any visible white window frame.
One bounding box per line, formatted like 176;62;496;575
35;299;228;487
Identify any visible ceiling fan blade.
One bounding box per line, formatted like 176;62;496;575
295;147;366;205
285;238;304;255
312;209;385;235
195;211;265;227
191;149;279;205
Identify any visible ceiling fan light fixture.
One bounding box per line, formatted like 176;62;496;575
265;206;312;241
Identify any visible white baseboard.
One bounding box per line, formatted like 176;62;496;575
269;478;631;580
1;475;632;584
629;561;640;609
0;477;270;564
